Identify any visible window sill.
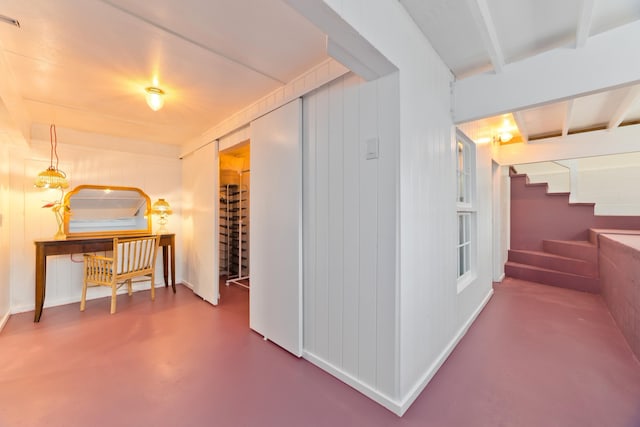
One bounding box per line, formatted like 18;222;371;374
457;271;477;294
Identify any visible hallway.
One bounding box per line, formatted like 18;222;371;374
0;278;638;426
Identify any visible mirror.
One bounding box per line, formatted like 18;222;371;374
63;185;152;238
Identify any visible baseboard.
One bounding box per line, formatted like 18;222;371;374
0;311;9;332
181;280;194;290
302;351;403;415
397;287;494;415
304;288;495;417
494;273;505;282
10;281;168;314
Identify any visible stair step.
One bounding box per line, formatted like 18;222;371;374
505;261;600;293
508;250;598;278
542;240;598;263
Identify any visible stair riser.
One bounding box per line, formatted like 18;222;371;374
542;241;598;263
508;251;598;277
505;264;600;294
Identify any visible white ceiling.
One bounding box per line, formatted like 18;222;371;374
0;0;327;145
1;0;640;148
401;0;640;143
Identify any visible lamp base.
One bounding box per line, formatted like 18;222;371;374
54;227;66;240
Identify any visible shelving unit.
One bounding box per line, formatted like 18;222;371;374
219;180;249;288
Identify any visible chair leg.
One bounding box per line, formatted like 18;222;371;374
110;284;117;314
127;279;133;296
80;279;88;311
151;274;155;301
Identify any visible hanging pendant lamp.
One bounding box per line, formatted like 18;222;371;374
35;124;69;189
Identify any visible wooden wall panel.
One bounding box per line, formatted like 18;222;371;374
327;77;345;365
357;79;379;386
341;72;362;376
302;72;398;398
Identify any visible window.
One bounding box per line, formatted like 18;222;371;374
457;212;471;277
456;131;476;285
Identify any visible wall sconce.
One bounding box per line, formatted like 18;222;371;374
145;86;165;111
152;198;172;233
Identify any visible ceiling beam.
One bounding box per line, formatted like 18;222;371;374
575;0;595;48
562;99;574;136
607;85;640;130
284;0;397;81
453;20;640;123
466;0;505;73
496;123;640;166
512;111;528;143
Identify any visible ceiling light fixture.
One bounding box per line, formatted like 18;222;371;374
145;86;165;111
499;131;513;143
35;124;69;189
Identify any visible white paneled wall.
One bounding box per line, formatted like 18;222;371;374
9;138;182;313
571;153;640;215
318;0;494;414
0;139;10;327
302;72;399;403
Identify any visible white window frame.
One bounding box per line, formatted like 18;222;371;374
456;130;477;292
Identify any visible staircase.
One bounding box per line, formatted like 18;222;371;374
508;168;640;293
505;238;599;293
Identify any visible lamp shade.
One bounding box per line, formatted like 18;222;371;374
152;198;172;214
35;124;69;189
35;167;69;189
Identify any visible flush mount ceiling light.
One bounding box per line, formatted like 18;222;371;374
145;86;165;111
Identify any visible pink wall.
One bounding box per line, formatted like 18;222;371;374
510;173;640;250
599;234;640;361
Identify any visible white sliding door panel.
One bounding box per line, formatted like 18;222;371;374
250;99;303;357
182;142;219;305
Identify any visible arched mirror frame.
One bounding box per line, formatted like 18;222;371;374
63;185;152;238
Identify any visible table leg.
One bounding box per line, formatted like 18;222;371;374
162;246;169;287
34;247;46;322
170;240;176;293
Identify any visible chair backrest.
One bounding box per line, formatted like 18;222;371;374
113;236;160;275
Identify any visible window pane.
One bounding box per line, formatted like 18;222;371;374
464;214;470;241
457;140;465;203
464;244;470;272
458;246;465;276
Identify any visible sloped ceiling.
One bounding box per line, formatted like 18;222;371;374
2;0;640;148
0;0;328;145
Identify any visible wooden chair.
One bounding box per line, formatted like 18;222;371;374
81;235;160;314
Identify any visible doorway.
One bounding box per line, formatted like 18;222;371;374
219;141;251;290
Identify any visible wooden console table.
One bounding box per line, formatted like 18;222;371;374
34;233;175;322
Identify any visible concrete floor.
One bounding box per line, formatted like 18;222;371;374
0;277;639;427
